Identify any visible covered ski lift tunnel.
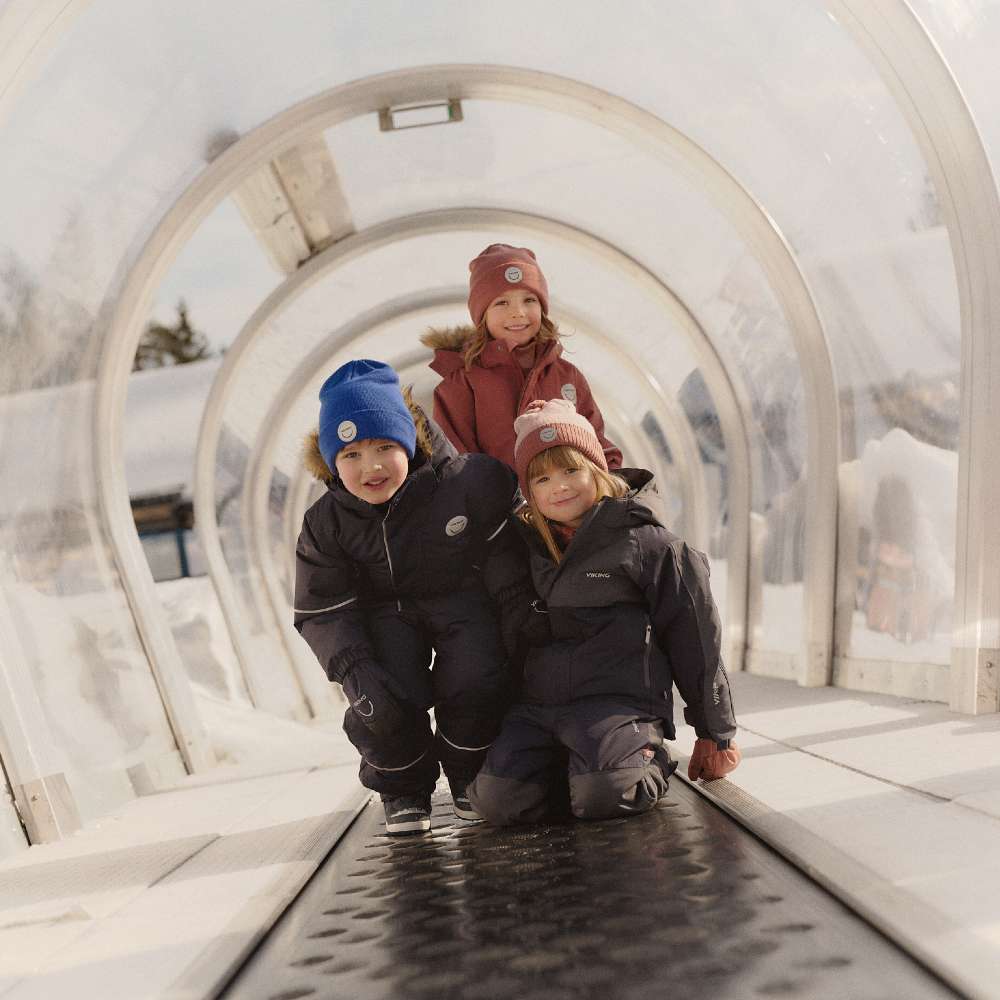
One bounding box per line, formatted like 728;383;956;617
0;0;999;865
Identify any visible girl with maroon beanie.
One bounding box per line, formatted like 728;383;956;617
420;244;622;472
468;399;740;825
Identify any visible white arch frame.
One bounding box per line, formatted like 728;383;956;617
239;290;715;678
828;3;1000;712
194;208;753;705
95;64;841;755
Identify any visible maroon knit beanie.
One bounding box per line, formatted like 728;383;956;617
513;399;608;496
468;244;550;325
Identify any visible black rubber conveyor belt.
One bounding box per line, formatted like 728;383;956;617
221;780;956;1000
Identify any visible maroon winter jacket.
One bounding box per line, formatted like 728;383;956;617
419;326;623;471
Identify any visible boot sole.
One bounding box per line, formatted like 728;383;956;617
385;816;431;835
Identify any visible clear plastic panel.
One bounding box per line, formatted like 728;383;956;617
149;200;282;355
1;0;963;778
125;357;251;704
907;2;1000;186
225;233;739;644
0;381;181;823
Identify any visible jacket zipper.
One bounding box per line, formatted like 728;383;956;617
382;485;409;612
642;623;652;688
516;351;547;413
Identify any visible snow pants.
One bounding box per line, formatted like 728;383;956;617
468;700;675;825
342;592;510;798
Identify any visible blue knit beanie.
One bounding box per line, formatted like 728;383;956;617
317;360;416;471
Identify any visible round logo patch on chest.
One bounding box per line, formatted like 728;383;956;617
337;420;357;442
560;383;577;404
504;266;523;283
445;515;468;537
539;427;557;443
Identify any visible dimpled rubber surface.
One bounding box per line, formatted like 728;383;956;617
221;783;955;1000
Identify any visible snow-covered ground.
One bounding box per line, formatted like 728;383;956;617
154;575;348;776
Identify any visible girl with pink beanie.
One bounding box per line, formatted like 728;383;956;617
420;244;622;472
468;399;740;825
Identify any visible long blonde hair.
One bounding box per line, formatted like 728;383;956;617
521;445;628;563
463;314;561;370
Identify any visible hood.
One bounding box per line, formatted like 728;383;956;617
420;325;474;353
302;387;450;484
602;468;668;530
420;325;475;377
421;324;564;377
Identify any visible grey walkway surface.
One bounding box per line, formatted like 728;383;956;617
222;785;955;1000
0;671;997;999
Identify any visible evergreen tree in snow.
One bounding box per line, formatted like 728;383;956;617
133;300;211;371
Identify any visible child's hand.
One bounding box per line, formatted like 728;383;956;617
342;662;406;738
522;399;548;414
687;737;741;781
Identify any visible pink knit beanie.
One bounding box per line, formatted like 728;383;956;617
468;244;550;326
513;399;608;495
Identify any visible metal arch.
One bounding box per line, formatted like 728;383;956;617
256;295;702;592
200;210;749;697
827;4;1000;713
95;65;837;723
205;205;747;684
284;470;323;589
195;208;751;697
243;291;710;671
245;298;700;690
283;467;320;588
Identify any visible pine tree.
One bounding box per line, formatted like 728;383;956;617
133;300;211;371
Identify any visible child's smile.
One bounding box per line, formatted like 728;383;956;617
485;289;542;351
530;465;599;529
335;438;409;503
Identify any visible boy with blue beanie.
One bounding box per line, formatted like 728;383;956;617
294;360;533;834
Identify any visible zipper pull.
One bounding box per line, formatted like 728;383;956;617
644;623;651;644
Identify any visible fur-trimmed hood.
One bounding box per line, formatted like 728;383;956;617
302;390;451;483
419;325;475;378
419;325;474;353
420;324;564;379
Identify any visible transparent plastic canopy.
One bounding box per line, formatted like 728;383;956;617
3;0;989;847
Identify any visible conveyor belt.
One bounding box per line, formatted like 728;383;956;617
221;781;955;1000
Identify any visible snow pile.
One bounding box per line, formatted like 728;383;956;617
190;684;349;775
124;357;221;498
857;426;956;599
154;575;247;702
156;575;350;776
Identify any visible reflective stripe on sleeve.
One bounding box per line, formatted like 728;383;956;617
293;596;358;615
363;745;432;773
437;728;493;753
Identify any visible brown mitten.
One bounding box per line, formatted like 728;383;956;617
687;738;741;781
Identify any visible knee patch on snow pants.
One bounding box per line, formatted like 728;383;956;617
569;759;670;820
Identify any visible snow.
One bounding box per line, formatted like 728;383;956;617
155;575;348;775
123;357;221;499
0;358;222;517
189;684;347;777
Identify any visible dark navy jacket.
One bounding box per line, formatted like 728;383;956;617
294;412;531;683
517;469;737;743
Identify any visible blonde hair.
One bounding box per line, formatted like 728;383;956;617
463;314;561;370
521;445;628;563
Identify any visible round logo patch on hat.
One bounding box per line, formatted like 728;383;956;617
539;427;557;443
337;420;357;442
560;383;577;404
504;266;523;283
445;515;468;537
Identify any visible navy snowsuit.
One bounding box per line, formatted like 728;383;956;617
469;468;737;824
294;410;532;797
